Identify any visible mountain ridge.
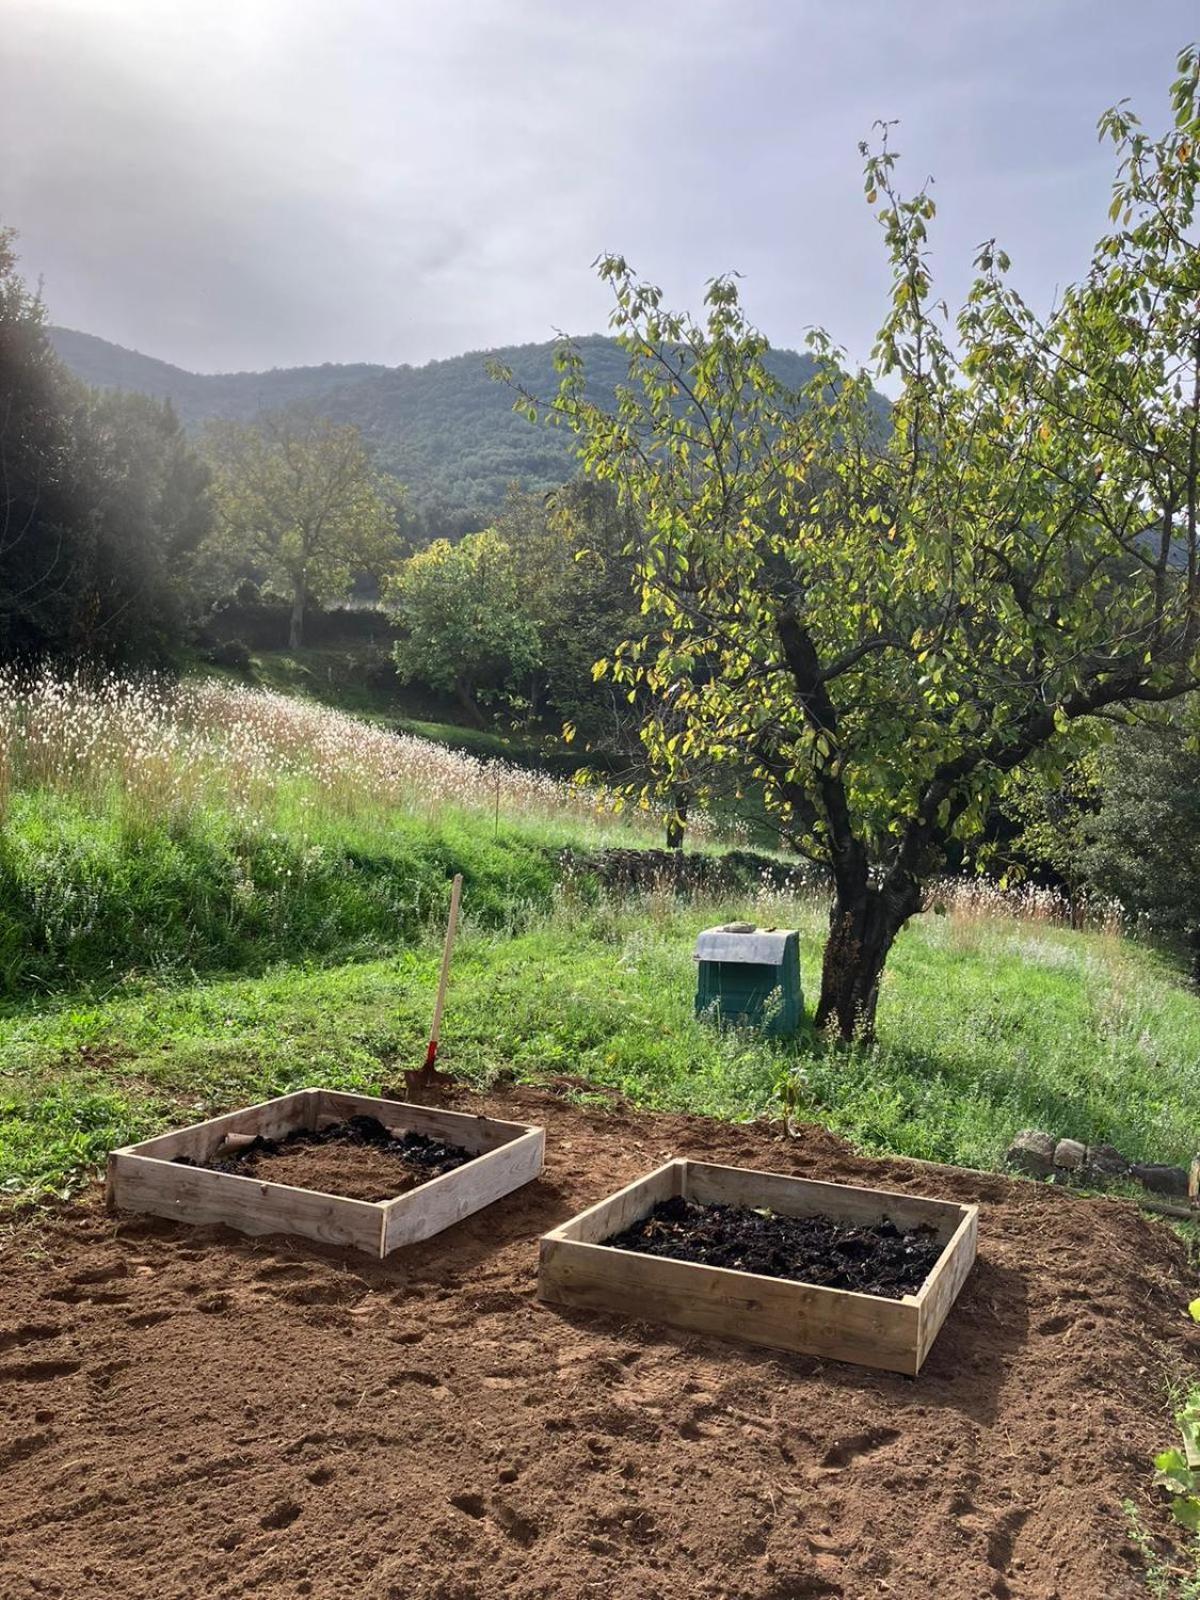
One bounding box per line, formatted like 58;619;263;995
47;325;864;537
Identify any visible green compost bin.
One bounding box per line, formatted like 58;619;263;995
694;923;803;1036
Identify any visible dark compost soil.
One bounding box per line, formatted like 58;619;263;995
607;1195;943;1297
173;1114;475;1202
2;1086;1199;1600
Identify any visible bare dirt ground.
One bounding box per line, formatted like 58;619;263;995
1;1085;1197;1600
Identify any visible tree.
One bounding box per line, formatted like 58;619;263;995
0;227;212;664
0;224;75;660
1004;708;1200;974
385;529;542;726
75;390;214;656
205;408;399;648
491;481;642;734
1080;716;1200;976
999;756;1104;928
513;47;1200;1040
488;482;752;846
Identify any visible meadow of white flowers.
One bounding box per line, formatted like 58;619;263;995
0;670;664;839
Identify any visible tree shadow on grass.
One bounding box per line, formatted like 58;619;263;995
798;1025;1167;1168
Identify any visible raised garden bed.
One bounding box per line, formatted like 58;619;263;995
538;1158;977;1374
107;1088;544;1258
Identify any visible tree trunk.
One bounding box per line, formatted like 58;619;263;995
289;577;307;650
454;679;487;729
666;792;688;851
814;879;920;1043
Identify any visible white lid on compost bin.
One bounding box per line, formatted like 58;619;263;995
694;924;796;965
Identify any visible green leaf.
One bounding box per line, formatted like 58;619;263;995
1181;1412;1200;1468
1153;1448;1197;1501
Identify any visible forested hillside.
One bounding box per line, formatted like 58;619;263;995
48;326;849;536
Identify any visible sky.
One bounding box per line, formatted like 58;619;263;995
1;0;1196;376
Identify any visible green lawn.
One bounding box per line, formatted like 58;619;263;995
5;891;1200;1201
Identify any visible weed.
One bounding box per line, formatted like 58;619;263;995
1124;1505;1200;1600
1128;1384;1200;1597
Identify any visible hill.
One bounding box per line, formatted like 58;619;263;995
48;326;860;536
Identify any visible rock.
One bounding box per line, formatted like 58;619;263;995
1084;1143;1129;1180
1006;1130;1057;1179
1130;1162;1189;1198
1053;1138;1086;1171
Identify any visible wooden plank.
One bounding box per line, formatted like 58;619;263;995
539;1236;921;1375
542;1161;684;1245
106;1152;384;1254
915;1204;978;1370
313;1090;531;1156
1139;1197;1198;1221
109;1089;546;1259
683;1159;967;1243
110;1090;312;1164
540;1161;978;1374
380;1126;545;1253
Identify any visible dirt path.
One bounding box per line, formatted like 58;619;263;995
1;1087;1197;1599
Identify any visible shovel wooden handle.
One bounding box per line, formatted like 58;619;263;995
424;873;463;1069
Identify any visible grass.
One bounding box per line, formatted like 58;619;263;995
0;786;558;997
5;888;1200;1201
229;647;780;842
0;669;710;999
241;646;402;720
5;666;1200;1207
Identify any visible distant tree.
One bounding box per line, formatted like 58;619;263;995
1080;716;1200;976
385;529;541;725
489;481;774;847
999;755;1105;928
491;481;641;734
205;408;399;648
0;227;212;663
1005;706;1200;973
79;391;214;652
512;48;1200;1040
0;225;74;659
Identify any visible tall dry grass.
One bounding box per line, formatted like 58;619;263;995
922;875;1123;937
0;670;680;841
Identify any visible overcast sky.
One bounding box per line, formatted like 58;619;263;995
1;0;1196;375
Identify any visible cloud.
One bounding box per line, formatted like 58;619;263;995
1;0;1195;371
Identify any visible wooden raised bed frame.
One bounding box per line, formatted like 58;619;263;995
107;1089;544;1259
539;1159;977;1375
